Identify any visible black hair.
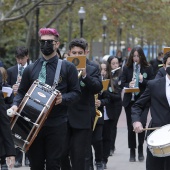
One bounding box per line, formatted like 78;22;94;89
69;38;87;52
158;51;163;56
15;46;28;58
163;51;170;64
126;46;149;68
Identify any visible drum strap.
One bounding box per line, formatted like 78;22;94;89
52;59;62;89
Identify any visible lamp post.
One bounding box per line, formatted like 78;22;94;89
102;14;107;56
117;23;123;50
78;7;86;38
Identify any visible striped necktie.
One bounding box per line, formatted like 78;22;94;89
38;61;47;83
19;66;24;76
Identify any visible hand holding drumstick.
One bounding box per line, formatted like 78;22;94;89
133;121;159;133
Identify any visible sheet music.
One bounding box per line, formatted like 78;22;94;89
2;86;13;97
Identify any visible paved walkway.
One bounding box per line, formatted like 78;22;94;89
13;108;149;170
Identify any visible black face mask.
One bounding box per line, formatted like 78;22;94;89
40;41;54;56
166;67;170;76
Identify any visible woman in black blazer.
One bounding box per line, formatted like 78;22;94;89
120;46;154;162
102;56;122;169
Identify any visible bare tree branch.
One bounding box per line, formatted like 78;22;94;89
0;0;44;22
19;8;29;25
4;0;31;19
44;0;75;28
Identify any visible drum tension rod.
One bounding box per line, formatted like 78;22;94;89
13;133;29;144
14;112;39;127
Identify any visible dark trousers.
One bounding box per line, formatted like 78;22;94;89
124;102;148;148
28;123;67;170
146;147;170;170
61;126;91;170
110;107;122;150
90;124;103;165
102;120;113;163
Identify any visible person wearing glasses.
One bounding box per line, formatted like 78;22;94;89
8;28;81;170
120;46;154;162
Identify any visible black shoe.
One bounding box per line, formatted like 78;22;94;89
129;148;136;162
1;163;8;170
25;157;30;166
96;162;104;170
103;162;107;169
138;145;144;162
14;161;22;168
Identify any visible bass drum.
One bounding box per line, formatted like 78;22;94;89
11;80;59;152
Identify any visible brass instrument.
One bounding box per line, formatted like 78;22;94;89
93;94;102;131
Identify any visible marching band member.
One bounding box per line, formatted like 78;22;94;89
102;56;122;169
89;61;109;170
8;28;81;170
106;56;122;157
7;46;29;95
61;38;103;170
120;46;154;162
7;46;30;168
0;72;15;169
132;51;170;170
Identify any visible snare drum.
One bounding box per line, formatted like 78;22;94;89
11;80;59;152
147;124;170;157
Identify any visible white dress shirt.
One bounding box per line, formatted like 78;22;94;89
166;75;170;106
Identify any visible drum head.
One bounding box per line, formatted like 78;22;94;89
147;124;170;146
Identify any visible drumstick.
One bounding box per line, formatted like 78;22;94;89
142;127;160;131
133;127;160;132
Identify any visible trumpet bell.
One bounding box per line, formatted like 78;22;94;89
93;109;102;131
96;110;102;117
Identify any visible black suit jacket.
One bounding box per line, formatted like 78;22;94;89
7;65;18;86
68;62;103;129
121;65;154;107
155;67;166;79
0;91;15;157
131;77;170;127
105;89;122;120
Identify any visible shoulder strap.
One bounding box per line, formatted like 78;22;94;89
52;59;62;88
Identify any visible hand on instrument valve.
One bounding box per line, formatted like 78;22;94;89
129;79;136;88
95;99;101;108
7;105;18;117
55;92;62;105
12;84;19;94
133;121;143;133
6;156;15;169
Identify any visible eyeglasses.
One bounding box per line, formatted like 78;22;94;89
39;39;57;45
